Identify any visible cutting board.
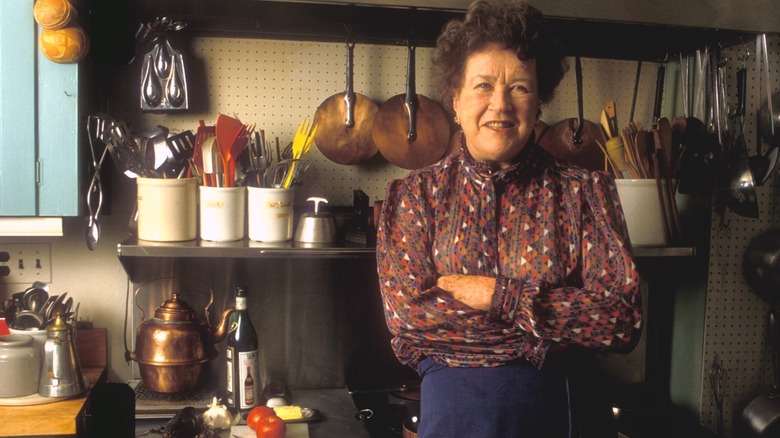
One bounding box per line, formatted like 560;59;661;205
230;423;308;438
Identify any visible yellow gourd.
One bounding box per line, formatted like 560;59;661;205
39;25;89;63
33;0;74;29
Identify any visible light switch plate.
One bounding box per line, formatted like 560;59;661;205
0;243;52;285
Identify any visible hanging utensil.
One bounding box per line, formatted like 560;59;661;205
724;59;758;219
85;115;109;250
538;56;607;172
745;50;773;186
739;307;780;437
677;49;720;197
650;62;683;241
755;34;780;185
709;355;727;437
140;32;189;111
141;50;162;108
372;40;451;170
314;40;379;165
648;62;672;241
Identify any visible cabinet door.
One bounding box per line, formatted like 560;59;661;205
0;0;37;215
0;0;80;216
36;42;80;216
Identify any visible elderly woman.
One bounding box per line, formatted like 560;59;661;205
376;1;643;437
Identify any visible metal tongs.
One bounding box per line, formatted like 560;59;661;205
85;115;109;250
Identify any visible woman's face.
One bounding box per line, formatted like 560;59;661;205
452;43;539;168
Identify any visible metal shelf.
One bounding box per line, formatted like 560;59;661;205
117;238;694;281
117;238;693;259
632;246;696;258
117;237;375;258
134;0;753;61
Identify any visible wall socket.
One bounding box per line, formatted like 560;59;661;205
0;243;53;285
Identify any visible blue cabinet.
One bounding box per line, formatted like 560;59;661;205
0;0;81;216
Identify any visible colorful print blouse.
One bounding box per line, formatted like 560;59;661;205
376;143;642;369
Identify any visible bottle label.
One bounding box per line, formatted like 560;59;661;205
235;296;247;311
237;349;259;410
226;347;235;406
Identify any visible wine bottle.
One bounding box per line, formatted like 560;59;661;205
225;286;260;413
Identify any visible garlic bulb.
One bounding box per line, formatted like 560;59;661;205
202;397;233;430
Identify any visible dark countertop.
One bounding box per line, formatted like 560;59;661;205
134;387;371;437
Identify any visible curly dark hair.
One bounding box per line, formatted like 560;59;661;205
433;0;567;109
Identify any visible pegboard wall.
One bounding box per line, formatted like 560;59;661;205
109;37;659;206
699;37;780;437
105;35;780;436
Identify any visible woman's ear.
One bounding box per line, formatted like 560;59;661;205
451;94;459;117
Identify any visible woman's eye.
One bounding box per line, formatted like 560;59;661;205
511;84;529;93
476;82;493;90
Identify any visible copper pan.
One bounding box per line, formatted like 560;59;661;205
538;56;607;172
314;42;379;165
372;42;451;170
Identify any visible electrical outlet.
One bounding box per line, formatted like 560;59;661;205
0;243;52;285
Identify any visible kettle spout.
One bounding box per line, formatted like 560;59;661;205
212;307;236;343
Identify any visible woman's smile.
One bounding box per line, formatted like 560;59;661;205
452;43;539;167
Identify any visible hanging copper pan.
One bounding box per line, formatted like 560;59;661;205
372;42;451;170
538;56;607;172
314;42;379;165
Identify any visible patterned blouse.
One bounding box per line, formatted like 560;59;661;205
376;142;642;370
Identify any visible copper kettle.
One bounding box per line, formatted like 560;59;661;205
128;284;235;393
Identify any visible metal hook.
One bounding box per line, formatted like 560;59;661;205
738;37;751;67
344;24;354;45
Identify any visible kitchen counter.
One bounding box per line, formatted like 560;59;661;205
134;388;371;438
0;328;107;437
0;367;107;437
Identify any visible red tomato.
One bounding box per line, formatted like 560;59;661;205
255;414;286;438
246;405;276;431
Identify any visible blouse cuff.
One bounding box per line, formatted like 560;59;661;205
488;275;522;324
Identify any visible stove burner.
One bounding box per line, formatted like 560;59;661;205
132;380;216;418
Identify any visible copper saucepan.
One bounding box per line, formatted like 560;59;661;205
314;41;379;165
372;42;451;170
538;56;606;172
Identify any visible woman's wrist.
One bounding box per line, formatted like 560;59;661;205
488;275;521;324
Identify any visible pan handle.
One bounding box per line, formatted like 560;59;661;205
572;56;583;145
736;67;747;118
405;42;419;142
344;42;357;128
653;63;665;124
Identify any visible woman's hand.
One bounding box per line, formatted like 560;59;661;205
436;274;496;311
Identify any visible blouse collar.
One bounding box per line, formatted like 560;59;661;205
456;131;542;184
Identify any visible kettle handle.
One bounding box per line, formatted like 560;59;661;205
133;276;214;322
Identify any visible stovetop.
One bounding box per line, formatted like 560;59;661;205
129;380;216;419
